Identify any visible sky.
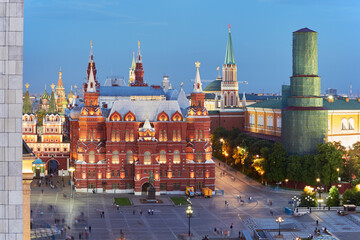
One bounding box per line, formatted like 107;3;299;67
24;0;360;96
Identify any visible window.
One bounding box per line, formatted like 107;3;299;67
159;130;163;141
88;170;91;178
112;151;119;164
173;183;181;190
117;170;120;177
160;183;167;191
196;182;204;190
258;115;264;127
159;170;162;177
177;129;181;141
250;114;255;126
163;130;167;141
159;150;166;164
196;151;203;162
111;130;115;141
178;170;181;177
126;151;133;164
341;118;348;130
144;169;147;174
195;130;198;140
277;117;281;129
144;151;151;165
199;130;203;140
126;183;133;189
349;118;355;130
173;150;180;164
116;130;120;141
89;151;95;163
93;129;96;139
111;170;114;177
267;116;273;129
125;130;129;141
173;129;176;141
88;183;95;189
125;169;128;177
93;170;96;178
112;184;119;189
88;130;91;139
130;129;134;141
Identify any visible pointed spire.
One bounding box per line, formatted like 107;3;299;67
136;41;142;63
193;61;203;93
131;51;136;70
48;83;57;113
89;40;94;62
23;83;32;114
86;64;96;92
57;68;63;87
242;91;246;109
143;114;152;130
224;24;235;65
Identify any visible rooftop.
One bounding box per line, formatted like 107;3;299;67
100;86;165;97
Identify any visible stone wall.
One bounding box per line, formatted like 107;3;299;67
0;0;24;239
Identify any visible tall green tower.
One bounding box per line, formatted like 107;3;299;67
282;28;327;155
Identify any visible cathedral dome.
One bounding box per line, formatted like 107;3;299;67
69;107;81;119
41;89;50;100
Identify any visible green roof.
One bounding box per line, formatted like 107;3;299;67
324;99;360;110
204;80;221;92
224;30;235;65
247;99;282;109
247;98;360;111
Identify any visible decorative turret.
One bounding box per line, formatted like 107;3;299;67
23;83;32;114
85;41;98;93
138;114;155;141
48;83;57;113
242;92;246;109
162;75;170;92
55;69;68;114
132;41;147;87
128;52;136;85
190;61;205;108
221;24;240;108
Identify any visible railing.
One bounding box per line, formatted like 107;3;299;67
295;206;358;211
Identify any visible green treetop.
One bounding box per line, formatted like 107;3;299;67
23;83;33;114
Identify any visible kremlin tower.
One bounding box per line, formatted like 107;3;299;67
128;52;136;85
131;41;148;87
221;24;240;108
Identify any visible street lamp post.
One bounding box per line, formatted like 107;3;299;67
292;196;300;211
275;216;284;236
186;205;193;237
316;178;324;207
336;168;340;182
69;167;75;198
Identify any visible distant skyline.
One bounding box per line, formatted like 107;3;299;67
24;0;360;96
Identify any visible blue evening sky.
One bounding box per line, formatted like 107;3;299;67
24;0;360;96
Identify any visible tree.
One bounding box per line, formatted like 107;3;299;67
342;188;360;205
314;143;343;186
264;142;287;182
287;155;303;189
326;186;340;207
36;109;46;127
302;154;316;185
299;186;317;207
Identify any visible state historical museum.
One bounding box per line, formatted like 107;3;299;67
67;42;215;194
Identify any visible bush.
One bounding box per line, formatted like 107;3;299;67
342;189;360;205
326;186;340;207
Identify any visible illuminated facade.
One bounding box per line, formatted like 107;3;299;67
68;43;215;194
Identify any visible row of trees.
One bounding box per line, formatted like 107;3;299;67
211;127;360;189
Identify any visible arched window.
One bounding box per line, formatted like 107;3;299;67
89;151;95;163
267;116;273;129
111;130;115;141
130;129;134;141
144;151;151;165
249;114;255;126
199;130;203;140
173;129;176;142
349;118;355;130
125;130;129;141
195;130;199;140
163;130;167;141
341;118;348;130
196;151;203;162
116;130;120;141
126;151;133;164
159;150;166;164
173;150;180;164
230;95;234;106
177;129;181;142
258;115;264;127
93;129;96;139
88;130;91;140
159;130;163;142
277;117;281;129
112;151;119;164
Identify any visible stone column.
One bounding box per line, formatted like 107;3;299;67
22;178;32;240
0;0;24;239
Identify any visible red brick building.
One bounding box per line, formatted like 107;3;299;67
68;43;215;194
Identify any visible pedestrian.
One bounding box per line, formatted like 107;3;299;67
88;226;91;233
79;232;82;239
151;209;154;215
41;189;44;194
140;210;142;215
239;231;241;238
214;227;217;235
133;209;135;215
85;231;88;239
316;220;318;226
270;210;273;216
102;211;105;218
225;200;227;206
219;162;220;167
230;223;233;230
